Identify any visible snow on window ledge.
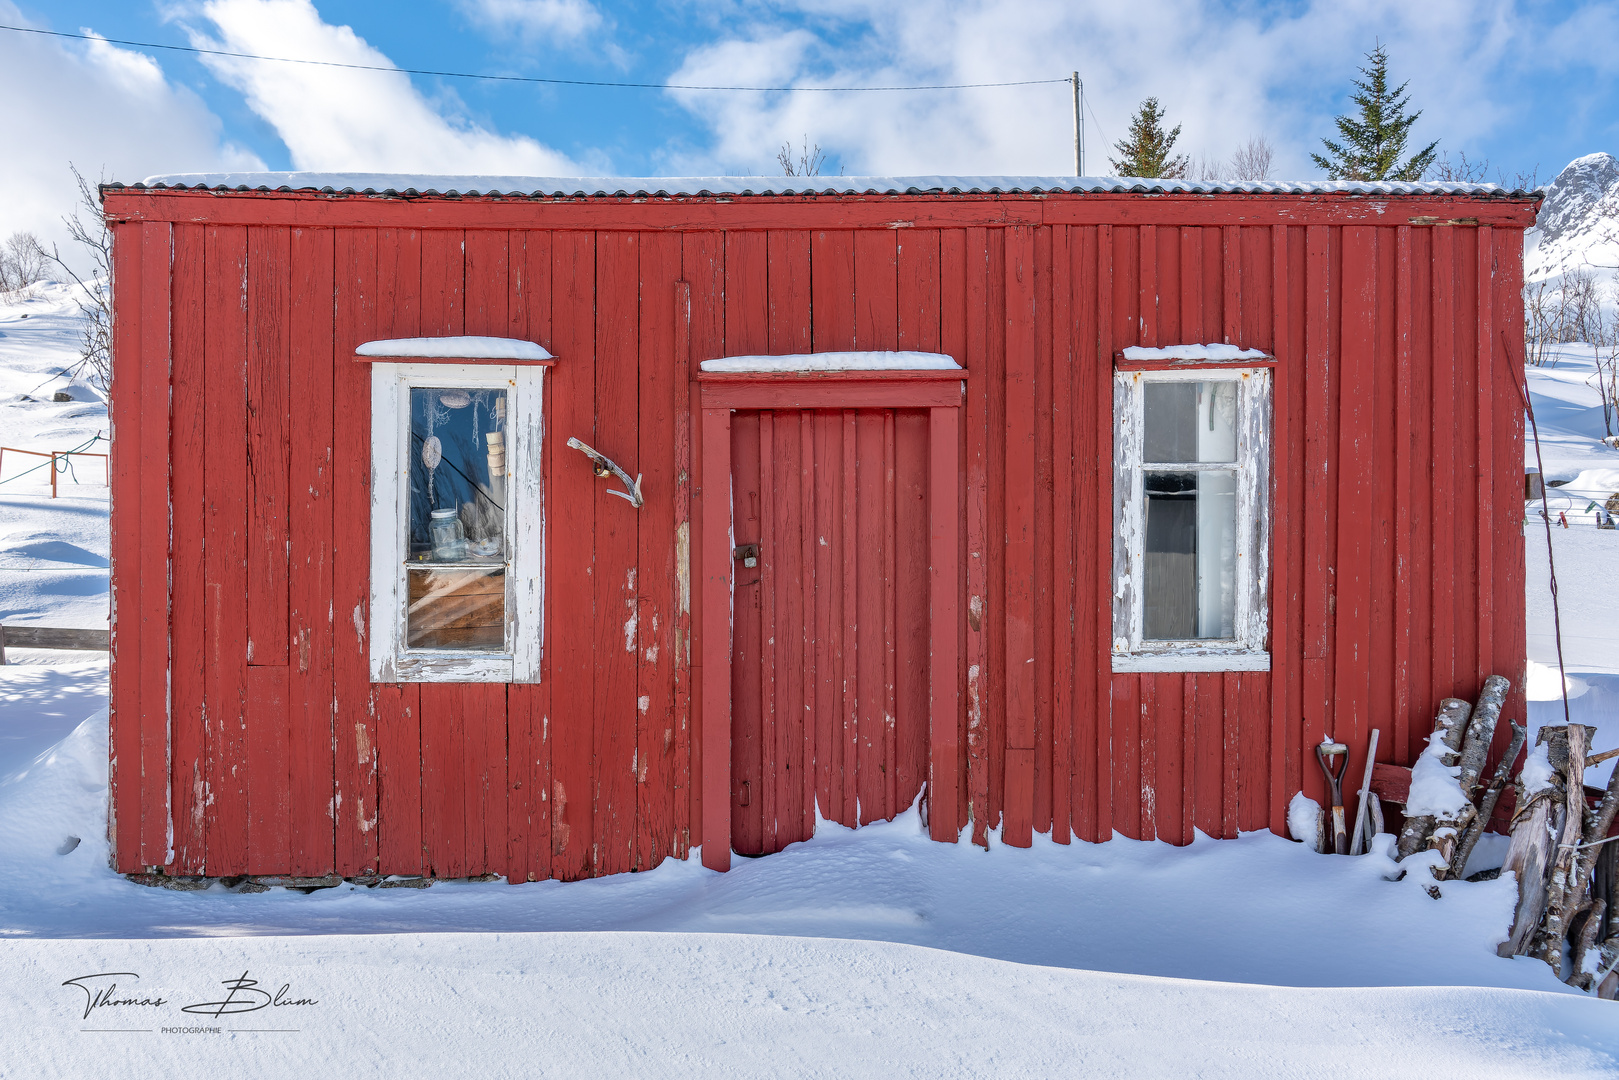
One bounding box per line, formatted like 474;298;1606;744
700;351;962;373
357;336;554;360
1120;344;1270;362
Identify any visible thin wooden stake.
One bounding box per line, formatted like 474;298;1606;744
1349;728;1379;856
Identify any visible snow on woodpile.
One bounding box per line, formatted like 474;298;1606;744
1405;730;1473;817
700;351;961;372
356;336;553;359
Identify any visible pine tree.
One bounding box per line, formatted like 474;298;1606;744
1311;45;1438;181
1109;97;1190;179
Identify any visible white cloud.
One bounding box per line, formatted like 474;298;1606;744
455;0;604;41
187;0;583;174
0;3;262;269
660;0;1575;180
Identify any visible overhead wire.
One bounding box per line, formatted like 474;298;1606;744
0;23;1069;93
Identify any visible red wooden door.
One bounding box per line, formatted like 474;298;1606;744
729;407;933;855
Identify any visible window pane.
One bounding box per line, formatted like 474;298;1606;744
407;387;507;651
1144;381;1237;463
1143;469;1236;640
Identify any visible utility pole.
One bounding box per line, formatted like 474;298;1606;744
1071;72;1084;175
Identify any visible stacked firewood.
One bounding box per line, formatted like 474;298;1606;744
1497;722;1619;997
1394;676;1525;883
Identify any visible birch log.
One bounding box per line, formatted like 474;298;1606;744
1570;898;1608;991
1456;676;1510;801
1537;724;1589;973
1396;698;1474;861
1450;722;1527;881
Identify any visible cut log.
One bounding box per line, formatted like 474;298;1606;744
1396;699;1474;862
1450;722;1527;881
1500;786;1559;958
1456;676;1510;801
1537;724;1589;973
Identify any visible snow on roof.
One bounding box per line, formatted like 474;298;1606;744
356;336;553;360
119;172;1540;199
701;351;962;373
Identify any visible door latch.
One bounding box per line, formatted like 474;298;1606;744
733;543;759;568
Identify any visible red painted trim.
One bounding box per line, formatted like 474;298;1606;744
699;406;733;872
699;381;961;410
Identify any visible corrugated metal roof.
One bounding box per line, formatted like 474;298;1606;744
112;172;1542;199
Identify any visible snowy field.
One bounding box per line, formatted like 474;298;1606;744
1;283;1616;1077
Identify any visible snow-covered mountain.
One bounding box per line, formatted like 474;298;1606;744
1526;152;1619;289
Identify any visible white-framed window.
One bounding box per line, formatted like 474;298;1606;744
1112;367;1271;672
369;362;544;683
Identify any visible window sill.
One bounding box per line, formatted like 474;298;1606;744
1111;651;1271;673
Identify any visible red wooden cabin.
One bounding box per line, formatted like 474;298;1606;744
101;174;1538;882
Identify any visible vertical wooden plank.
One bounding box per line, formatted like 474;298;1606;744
333;226;379;878
1429;226;1456;728
1002;224;1037;848
1032;224;1055;837
1070;225;1100;843
672;274;696;861
594;231;640;876
1093;225;1115;843
288;225;335;877
699;405;733;871
1137;224;1157;345
1475;226;1495;686
940;228;969;836
797;412;818;840
503;228;537;883
109;222;141;871
1111;673;1139;839
246;227;290;668
684;231;724;852
986;228;1007;838
1222;225;1242;345
732;411;766;849
1220;672;1240;837
962;227;991;846
202;225;249;876
726;231;769;356
551;231;597;878
1268;224;1292;835
1493;228;1528;774
812;231;856;351
771;413;808;844
372;226;423;877
1334;227;1376;766
1389;227;1414;777
767;230;812;355
1301;225;1334;801
842;409;862;827
813;409;841;825
1368;226;1397;810
637;233;683;870
1181;227;1204;344
1285;226;1309;811
419;682;465;878
928;404;961;842
245;226;290;870
854;230;899;350
882;411;899;819
170;223;206;874
898;229;941;353
1049;225;1074;844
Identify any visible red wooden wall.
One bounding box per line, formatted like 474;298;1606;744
105;188;1534;879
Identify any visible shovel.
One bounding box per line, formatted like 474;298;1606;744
1317;741;1350;855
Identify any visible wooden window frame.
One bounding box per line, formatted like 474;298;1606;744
369;361;546;683
1112;366;1272;673
696;369;964;871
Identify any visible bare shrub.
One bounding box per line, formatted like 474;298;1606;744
1429;151;1491;183
1524;280;1566;367
1593;287;1619;438
40;164;112;394
778;136;830;177
0;232;50;293
1561;269;1602;344
1228;136;1275;182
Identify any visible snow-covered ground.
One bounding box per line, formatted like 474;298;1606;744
1;282;1616;1077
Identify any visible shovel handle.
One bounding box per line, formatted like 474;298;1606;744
1330;805;1348;856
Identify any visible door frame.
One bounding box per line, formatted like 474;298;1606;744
697;370;964;870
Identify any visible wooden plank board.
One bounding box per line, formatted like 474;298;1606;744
551;230;598;878
963;228;990;846
767;230;812;355
137;221;172;869
420;682;467;877
812;231;856;351
246;227;290;668
1334;226;1376;766
730;411;764;853
855;409;886;824
928;404;961;842
170;222;206;873
840;408;860;827
593;230;641;876
672;274;696;859
853;230;899;350
333;226;380;877
288;225;336;877
1475;227;1496;685
939;227;970;836
1048;224;1074;844
202;225;249;876
109;222;142;872
245;664;290;873
726;231;769;356
699;404;733;870
897;229;940;353
1032;224;1054;836
636;232;683;870
1002;224;1036;848
1069;225;1100;843
1267;224;1291;835
1429;226;1456;716
1093;225;1115;844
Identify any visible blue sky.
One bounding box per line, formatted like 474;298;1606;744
4;0;1619;254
